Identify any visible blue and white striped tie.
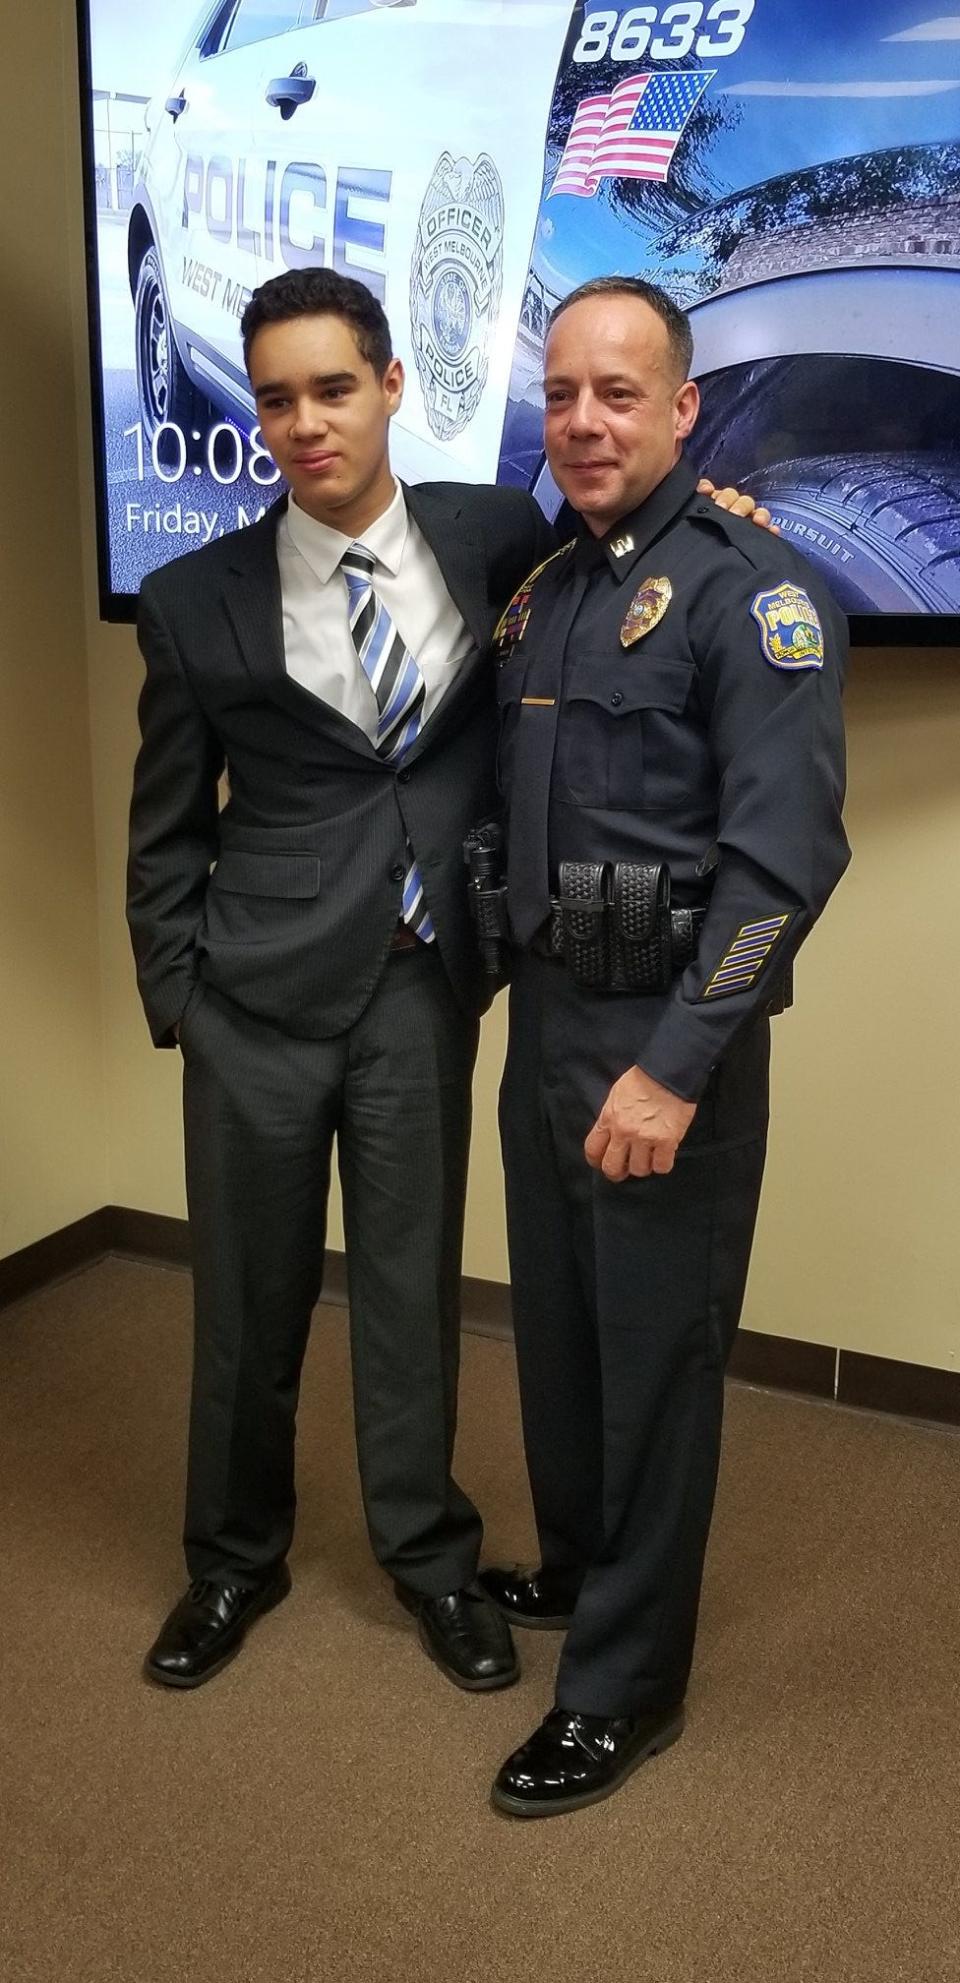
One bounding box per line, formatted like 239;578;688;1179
341;542;435;943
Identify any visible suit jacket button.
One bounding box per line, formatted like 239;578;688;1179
390;863;405;883
397;768;411;784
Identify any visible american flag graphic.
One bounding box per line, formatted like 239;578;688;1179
548;68;714;199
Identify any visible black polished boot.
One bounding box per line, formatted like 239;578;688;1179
144;1563;292;1689
492;1702;685;1817
478;1563;583;1630
394;1579;519;1691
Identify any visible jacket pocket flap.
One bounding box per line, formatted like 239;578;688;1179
212;851;321;899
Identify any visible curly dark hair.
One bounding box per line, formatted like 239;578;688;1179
241;268;393;376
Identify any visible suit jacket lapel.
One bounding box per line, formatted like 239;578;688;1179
221;500;286;693
400;481;495;762
220;497;379;759
403;482;490;650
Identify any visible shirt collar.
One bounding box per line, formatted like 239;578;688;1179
284;478;408;584
593;456;700;578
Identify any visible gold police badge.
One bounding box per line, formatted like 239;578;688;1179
620;575;673;648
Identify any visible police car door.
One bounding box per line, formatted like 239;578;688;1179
242;0;570;482
153;1;286;408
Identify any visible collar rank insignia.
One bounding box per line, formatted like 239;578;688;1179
493;542;574;657
620;575;673;648
750;583;824;671
610;532;635;558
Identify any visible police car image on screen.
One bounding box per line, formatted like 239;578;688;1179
80;0;569;611
79;0;960;629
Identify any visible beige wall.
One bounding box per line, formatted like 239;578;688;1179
744;650;960;1367
0;1;107;1256
6;3;960;1375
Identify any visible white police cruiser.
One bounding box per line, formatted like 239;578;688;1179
127;0;570;484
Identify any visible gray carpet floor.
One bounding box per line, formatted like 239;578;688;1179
2;1258;959;1983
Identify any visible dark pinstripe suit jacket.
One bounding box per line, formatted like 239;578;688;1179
127;481;557;1046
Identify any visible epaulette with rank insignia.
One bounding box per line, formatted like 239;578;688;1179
688;499;777;575
493;540;575;656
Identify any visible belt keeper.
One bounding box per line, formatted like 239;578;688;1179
555;895;606;922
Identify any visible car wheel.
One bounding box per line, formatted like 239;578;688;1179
133;244;210;460
745;452;960;614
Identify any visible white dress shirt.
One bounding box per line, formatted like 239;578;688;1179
277;480;474;742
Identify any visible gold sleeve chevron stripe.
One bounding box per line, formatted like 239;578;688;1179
700;914;792;1000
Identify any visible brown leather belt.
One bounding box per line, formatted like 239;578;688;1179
388;921;420;953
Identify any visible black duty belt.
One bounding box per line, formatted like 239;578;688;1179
530;861;704;994
464;826;791;1009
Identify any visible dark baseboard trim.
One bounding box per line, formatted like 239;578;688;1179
4;1209;958;1432
320;1250;347;1304
0;1209;115;1310
837;1350;960;1429
728;1330;836;1400
106;1206;193;1269
461;1275;513;1340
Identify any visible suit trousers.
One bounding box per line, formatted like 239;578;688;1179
178;947;482;1593
499;953;769;1717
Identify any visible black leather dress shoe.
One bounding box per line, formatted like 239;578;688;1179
478;1564;582;1630
394;1579;519;1691
492;1701;685;1817
144;1563;292;1689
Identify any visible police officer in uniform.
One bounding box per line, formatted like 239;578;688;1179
479;277;850;1818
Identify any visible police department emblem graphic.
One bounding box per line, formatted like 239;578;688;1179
410;153;504;443
750;583;825;670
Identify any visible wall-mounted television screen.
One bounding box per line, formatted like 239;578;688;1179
78;0;960;640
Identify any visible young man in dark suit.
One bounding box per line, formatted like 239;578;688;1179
128;268;557;1693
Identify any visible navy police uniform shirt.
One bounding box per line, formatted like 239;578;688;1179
496;455;851;1101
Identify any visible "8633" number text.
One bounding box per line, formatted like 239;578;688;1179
573;2;754;64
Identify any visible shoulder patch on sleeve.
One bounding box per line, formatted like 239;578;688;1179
750;583;824;671
493;540;575;653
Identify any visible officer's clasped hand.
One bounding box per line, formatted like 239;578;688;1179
584;1066;697;1182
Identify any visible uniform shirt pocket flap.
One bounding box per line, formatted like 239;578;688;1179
211;851;321;899
566;655;695;716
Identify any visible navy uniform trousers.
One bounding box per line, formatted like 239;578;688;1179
500;953;770;1719
178;947;482;1595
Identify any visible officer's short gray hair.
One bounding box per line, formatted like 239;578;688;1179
547;277;693;384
